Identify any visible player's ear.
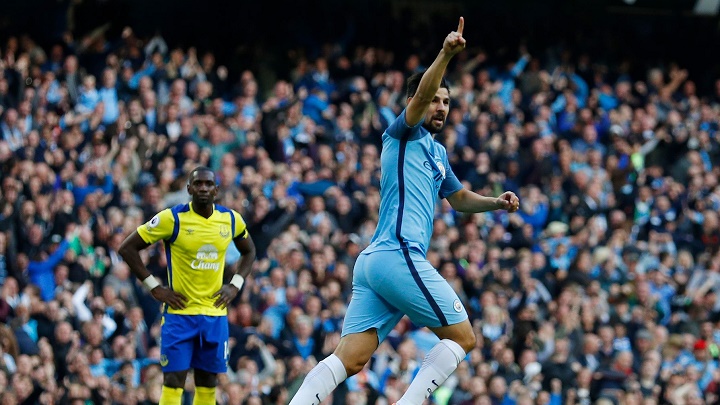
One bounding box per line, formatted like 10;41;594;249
406;96;413;104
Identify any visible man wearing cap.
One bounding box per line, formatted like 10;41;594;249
691;339;718;391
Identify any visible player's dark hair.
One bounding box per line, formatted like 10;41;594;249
188;166;215;184
406;70;450;98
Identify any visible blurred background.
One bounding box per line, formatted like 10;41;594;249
2;0;720;93
2;1;720;404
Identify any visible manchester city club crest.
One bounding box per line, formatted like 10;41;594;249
219;225;230;238
435;159;446;179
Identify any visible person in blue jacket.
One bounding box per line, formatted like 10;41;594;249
27;229;76;302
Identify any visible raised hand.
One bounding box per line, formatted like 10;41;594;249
496;191;520;213
443;17;466;56
151;286;188;310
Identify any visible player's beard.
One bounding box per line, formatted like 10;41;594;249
423;116;446;134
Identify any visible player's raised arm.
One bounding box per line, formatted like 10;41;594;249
405;17;466;127
119;231;188;310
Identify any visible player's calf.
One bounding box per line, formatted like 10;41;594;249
159;371;189;405
193;369;219;405
396;339;467;405
288;330;379;404
396;321;475;405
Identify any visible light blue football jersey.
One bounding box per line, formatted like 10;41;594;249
364;109;463;256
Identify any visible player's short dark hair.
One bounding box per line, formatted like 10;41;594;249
406;70;450;98
188;166;215;184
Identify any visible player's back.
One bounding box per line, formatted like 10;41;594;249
365;110;461;256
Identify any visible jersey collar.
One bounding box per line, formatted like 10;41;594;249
189;202;215;219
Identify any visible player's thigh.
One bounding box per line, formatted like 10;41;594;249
342;253;404;345
366;249;468;329
191;315;229;375
161;313;199;374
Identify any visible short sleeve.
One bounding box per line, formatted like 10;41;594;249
232;210;249;240
439;161;463;199
385;108;425;140
137;209;175;244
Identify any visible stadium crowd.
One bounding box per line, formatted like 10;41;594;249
1;23;720;405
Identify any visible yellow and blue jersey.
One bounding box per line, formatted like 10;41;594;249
137;202;247;316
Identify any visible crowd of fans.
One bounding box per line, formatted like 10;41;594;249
2;21;720;405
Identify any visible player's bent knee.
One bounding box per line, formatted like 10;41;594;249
344;358;369;377
335;346;372;377
432;321;476;354
440;324;476;354
456;327;476;353
459;331;476;353
334;330;378;377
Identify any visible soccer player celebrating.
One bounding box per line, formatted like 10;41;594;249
120;166;256;405
289;17;519;405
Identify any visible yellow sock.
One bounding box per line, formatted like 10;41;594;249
159;386;183;405
192;386;216;405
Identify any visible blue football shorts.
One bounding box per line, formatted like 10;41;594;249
342;248;468;342
160;313;229;373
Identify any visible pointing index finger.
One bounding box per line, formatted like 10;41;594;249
457;17;464;35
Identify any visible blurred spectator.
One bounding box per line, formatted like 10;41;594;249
2;14;720;405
